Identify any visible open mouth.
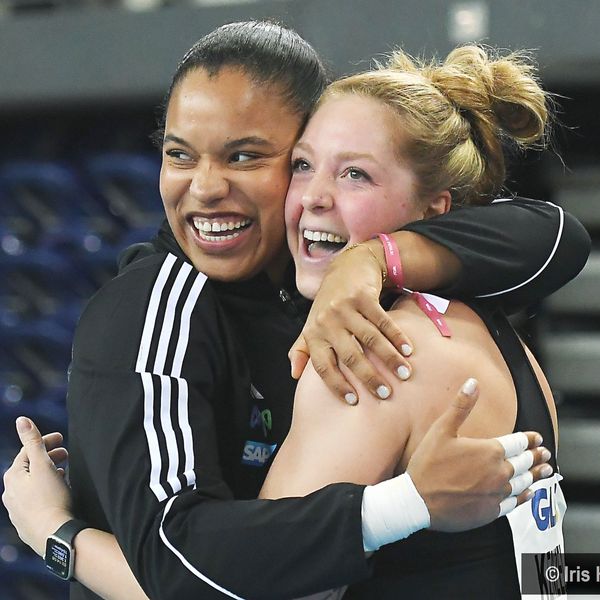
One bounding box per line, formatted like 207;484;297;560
192;216;252;242
303;229;348;258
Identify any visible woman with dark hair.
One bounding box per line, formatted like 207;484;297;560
2;21;588;600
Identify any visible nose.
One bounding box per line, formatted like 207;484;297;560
189;161;230;204
300;173;334;212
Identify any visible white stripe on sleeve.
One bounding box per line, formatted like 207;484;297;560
141;371;167;503
159;496;247;600
137;255;207;501
136;253;177;372
154;262;193;374
476;202;564;299
172;271;208;378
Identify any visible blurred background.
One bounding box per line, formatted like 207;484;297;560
0;0;598;597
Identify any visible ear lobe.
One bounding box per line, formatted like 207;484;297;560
423;190;452;219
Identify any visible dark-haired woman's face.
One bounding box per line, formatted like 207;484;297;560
160;67;303;282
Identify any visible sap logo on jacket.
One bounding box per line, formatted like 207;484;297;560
242;441;277;467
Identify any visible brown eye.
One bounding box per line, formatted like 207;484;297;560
165;149;193;161
230;152;257;163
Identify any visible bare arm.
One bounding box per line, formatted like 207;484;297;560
265;298;551;503
1;419;148;600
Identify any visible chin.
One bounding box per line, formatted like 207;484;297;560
296;275;320;301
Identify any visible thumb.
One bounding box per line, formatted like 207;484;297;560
434;378;479;437
16;417;47;460
289;335;310;380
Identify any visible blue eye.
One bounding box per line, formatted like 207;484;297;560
292;158;311;172
343;167;371;182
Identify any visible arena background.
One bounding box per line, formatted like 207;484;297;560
0;0;598;597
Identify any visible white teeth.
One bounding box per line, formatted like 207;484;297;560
303;229;347;244
198;231;242;242
192;217;252;234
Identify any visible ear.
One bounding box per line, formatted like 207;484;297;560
423;190;451;219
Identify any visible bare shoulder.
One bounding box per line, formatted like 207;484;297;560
386;296;517;470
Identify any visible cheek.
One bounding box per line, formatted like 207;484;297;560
284;183;304;229
159;167;186;208
376;196;420;231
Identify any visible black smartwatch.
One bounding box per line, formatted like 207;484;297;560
44;519;89;580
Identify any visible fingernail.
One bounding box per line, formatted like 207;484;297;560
461;378;478;397
16;417;31;433
540;448;551;462
397;366;410;381
345;393;358;406
377;385;390;399
401;344;412;357
540;464;553;478
534;434;543;446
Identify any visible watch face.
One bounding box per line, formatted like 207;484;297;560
45;537;72;580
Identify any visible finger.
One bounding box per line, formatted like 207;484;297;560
507;450;534;477
530;446;551;467
530;462;554;483
498;496;518;517
523;431;544;450
337;337;393;401
495;431;529;458
357;301;414;359
47;448;68;465
15;417;52;467
515;488;535;508
311;345;359;405
351;318;412;381
435;378;479;436
289;336;310;380
509;471;534;496
42;432;64;452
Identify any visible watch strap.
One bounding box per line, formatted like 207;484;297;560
52;519;89;545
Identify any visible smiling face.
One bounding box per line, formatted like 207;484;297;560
160;67;303;282
286;94;432;299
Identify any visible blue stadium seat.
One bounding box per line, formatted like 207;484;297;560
0;161;109;223
84;153;162;226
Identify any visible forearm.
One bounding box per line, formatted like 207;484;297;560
400;198;591;309
74;530;148;600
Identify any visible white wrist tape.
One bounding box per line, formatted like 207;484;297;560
361;473;431;552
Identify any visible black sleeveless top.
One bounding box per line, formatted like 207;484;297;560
345;303;558;600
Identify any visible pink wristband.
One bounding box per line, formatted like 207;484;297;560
377;233;404;289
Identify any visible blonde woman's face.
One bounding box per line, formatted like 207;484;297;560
285;94;424;299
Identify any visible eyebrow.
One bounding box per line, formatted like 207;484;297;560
224;136;273;150
162;134;272;150
294;141;380;165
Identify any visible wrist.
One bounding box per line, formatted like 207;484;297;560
39;511;74;557
361;473;431;552
44;518;90;580
343;241;387;289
